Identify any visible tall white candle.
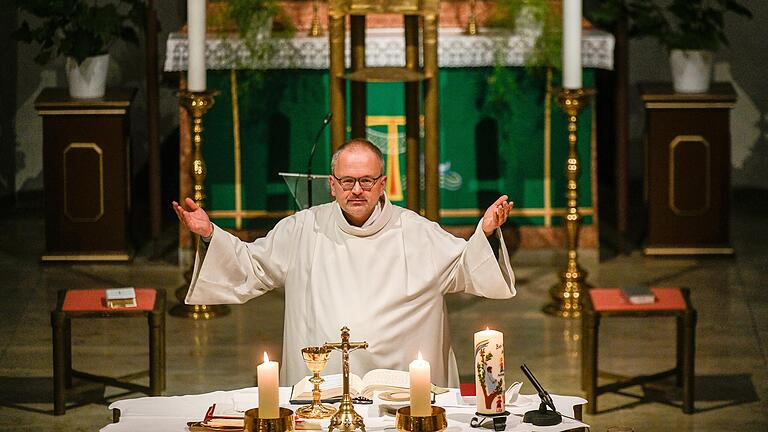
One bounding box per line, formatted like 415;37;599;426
474;328;505;414
257;352;280;419
409;352;431;416
562;0;582;89
187;0;206;91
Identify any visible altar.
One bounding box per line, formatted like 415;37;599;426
167;21;613;248
102;387;588;432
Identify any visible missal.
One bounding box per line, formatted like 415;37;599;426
290;368;412;402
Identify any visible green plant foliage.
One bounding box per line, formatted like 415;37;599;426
486;0;562;70
14;0;145;65
591;0;752;51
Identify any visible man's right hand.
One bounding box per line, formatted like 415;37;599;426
172;198;213;238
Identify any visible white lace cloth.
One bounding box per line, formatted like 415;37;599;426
102;387;588;432
164;27;614;71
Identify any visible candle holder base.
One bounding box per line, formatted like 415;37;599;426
396;406;447;432
245;407;295;432
469;411;510;431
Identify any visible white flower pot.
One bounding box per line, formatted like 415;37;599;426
65;54;110;99
669;49;713;93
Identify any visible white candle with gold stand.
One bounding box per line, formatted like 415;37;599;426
474;328;505;414
409;352;431;416
187;0;206;91
562;0;582;89
258;352;280;418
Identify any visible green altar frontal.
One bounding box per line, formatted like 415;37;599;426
200;67;595;229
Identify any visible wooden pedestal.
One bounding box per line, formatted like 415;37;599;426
35;88;136;262
640;83;736;255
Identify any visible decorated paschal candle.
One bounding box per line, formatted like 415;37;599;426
474;328;505;414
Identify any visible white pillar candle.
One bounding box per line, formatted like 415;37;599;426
562;0;582;89
187;0;206;91
257;352;280;418
409;352;432;416
474;328;505;414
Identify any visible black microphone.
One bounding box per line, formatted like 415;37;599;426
520;364;562;426
305;112;333;208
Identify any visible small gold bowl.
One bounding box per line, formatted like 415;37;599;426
244;407;295;432
395;406;447;432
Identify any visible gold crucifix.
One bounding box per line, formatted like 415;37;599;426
323;326;368;432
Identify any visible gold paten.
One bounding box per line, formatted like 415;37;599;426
395;406;447;432
245;407;295;432
171;90;230;320
544;88;595;319
296;346;337;419
323;327;369;432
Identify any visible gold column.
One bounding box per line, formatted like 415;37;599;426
423;13;440;222
466;0;478;35
404;15;420;213
329;14;346;152
171;90;230;320
308;0;323;37
544;88;594;319
350;15;367;139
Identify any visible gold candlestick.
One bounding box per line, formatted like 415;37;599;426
324;327;368;432
171;90;230;320
544;87;594;319
308;0;323;37
297;346;337;419
466;0;478;35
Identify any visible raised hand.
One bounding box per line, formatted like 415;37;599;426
481;195;514;236
172;197;213;238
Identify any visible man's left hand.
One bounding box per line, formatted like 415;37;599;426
482;195;513;236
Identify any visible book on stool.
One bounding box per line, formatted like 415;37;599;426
106;287;137;308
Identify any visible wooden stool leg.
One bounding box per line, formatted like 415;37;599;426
148;309;165;395
682;307;697;414
583;311;600;414
65;317;72;388
51;311;66;415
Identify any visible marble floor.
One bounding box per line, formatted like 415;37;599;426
0;191;765;431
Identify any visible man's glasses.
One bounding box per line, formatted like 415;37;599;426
332;175;382;191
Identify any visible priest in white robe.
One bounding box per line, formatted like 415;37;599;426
173;139;516;387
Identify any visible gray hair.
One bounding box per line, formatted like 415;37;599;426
330;138;385;176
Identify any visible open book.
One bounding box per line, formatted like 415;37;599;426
290;369;411;402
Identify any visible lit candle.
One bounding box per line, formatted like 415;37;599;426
257;352;280;418
409;352;431;416
562;0;582;89
187;0;206;91
474;328;505;414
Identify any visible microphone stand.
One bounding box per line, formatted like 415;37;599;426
520;364;562;426
305;112;333;208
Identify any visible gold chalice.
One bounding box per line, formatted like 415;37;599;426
296;346;337;419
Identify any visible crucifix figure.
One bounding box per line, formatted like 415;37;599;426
323;326;369;432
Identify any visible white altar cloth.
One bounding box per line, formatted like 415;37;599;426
102;387;588;432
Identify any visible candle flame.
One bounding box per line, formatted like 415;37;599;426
418;351;423;361
263;352;269;363
486;326;489;331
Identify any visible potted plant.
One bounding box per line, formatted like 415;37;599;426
14;0;144;99
592;0;752;93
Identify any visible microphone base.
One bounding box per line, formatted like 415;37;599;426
523;409;562;426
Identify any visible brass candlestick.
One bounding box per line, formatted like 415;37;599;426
466;0;478;35
324;327;368;432
396;406;447;432
171;90;230;320
245;407;295;432
297;346;337;419
308;0;322;37
544;88;594;319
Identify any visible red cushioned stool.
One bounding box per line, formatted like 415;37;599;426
51;288;166;415
581;287;696;414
